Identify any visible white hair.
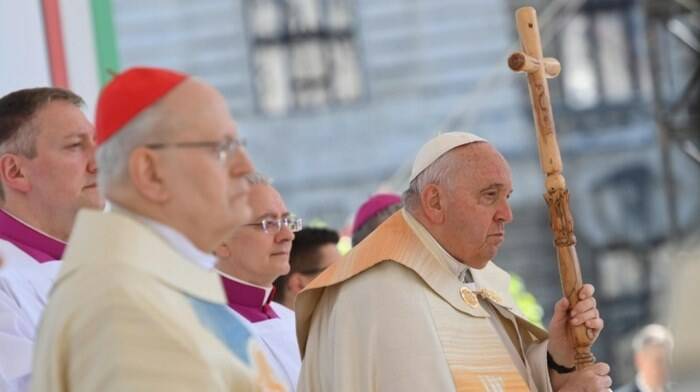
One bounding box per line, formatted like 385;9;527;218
632;324;674;354
96;105;162;194
402;150;456;212
245;172;272;186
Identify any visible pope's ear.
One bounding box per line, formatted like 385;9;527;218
128;148;169;202
420;183;445;224
0;154;31;194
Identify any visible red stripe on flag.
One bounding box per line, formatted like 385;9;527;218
41;0;69;88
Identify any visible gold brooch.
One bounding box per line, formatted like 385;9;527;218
459;287;479;307
477;288;503;305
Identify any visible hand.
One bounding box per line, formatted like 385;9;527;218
548;284;604;366
556;362;612;392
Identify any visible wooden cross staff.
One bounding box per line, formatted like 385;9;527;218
507;6;596;369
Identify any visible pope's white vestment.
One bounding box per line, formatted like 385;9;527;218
296;210;553;392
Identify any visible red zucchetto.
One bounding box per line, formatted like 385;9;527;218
95;67;187;146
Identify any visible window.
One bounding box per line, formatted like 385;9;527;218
244;0;364;115
550;0;649;131
509;0;650;131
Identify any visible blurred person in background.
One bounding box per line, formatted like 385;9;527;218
616;324;673;392
274;227;341;310
215;173;302;391
351;193;402;246
31;67;281;392
0;87;103;392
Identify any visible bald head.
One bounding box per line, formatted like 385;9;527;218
151;78;231;139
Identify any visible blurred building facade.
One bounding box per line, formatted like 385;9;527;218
110;0;698;384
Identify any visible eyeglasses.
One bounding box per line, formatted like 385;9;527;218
245;216;303;234
144;136;246;164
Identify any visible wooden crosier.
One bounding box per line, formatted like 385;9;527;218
508;6;596;369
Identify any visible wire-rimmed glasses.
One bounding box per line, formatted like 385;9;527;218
245;216;303;234
144;136;246;163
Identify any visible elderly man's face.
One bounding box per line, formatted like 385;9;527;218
158;81;254;251
216;184;294;287
440;143;513;268
21;100;103;214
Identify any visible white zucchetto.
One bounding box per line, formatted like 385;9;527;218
410;132;487;182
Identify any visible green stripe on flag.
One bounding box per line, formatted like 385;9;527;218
91;0;120;85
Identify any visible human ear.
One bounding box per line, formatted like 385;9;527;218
213;242;232;258
129;148;169;202
288;272;307;295
420;184;445;224
0;154;31;194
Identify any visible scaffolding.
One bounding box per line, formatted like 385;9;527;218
645;0;700;237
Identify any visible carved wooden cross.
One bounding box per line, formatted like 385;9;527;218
508;6;596;369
